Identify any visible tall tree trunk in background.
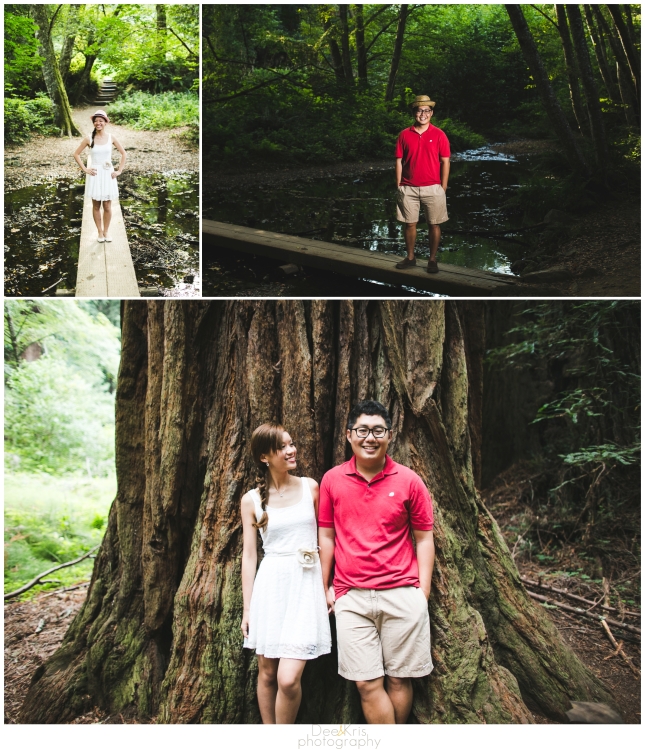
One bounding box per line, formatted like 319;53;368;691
338;5;354;85
59;4;81;84
19;301;614;725
155;3;168;86
606;4;640;103
592;5;639;115
583;5;622;103
31;5;81;137
385;4;408;102
354;4;368;88
566;4;610;179
554;5;590;137
505;5;590;177
322;16;345;82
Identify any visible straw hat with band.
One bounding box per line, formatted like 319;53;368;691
90;109;110;123
410;95;435;110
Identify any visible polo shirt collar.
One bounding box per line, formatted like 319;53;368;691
345;454;398;481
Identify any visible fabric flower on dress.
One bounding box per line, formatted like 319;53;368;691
296;546;319;568
103;161;112;170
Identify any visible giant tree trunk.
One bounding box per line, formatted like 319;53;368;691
31;5;81;137
505;4;590;178
20;301;614;724
385;5;409;102
58;4;81;84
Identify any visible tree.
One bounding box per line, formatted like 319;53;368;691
19;300;614;724
553;5;589;137
30;4;80;137
505;5;590;177
385;5;409;102
58;4;81;84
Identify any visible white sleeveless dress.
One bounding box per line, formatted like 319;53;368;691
244;477;332;659
85;133;119;202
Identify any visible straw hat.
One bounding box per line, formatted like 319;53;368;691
90;109;110;123
410;95;435;109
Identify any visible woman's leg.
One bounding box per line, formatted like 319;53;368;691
92;200;103;236
256;655;279;724
102;200;112;236
275;658;307;724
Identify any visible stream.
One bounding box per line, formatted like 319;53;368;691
203;146;532;297
4;172;199;297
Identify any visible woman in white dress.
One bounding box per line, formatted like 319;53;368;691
73;110;126;242
241;423;331;724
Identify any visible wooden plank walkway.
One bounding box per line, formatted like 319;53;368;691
75;191;140;298
203;220;519;297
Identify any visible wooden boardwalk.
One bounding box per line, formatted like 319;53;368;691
75;191;140;297
203;220;519;297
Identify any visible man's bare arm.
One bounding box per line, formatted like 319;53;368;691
440;157;450;191
395;157;403;187
413;529;435;600
318;526;336;612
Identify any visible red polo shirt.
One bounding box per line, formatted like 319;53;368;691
319;455;434;599
395;123;451;186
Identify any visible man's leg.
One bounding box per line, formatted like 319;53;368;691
404;222;417;261
385;676;413;723
355;677;395;724
428;223;441;263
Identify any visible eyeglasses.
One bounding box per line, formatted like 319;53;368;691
417;109;433;115
350;426;390;439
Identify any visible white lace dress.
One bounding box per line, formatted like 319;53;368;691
244;477;332;660
85;133;119;202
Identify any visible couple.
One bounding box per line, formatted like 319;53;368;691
241;400;435;724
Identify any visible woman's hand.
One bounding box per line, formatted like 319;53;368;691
86;167;97;176
241;611;250;638
326;585;336;614
111;170;121;179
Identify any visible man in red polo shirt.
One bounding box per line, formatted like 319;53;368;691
318;400;435;724
394;94;451;274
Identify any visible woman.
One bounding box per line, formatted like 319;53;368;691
241;423;331;724
73;110;126;243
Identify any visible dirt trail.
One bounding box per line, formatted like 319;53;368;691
4;105;198;192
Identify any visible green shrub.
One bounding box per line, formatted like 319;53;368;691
108;91;198;131
4;94;57;145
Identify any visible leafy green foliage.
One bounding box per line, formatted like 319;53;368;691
4;94;57;145
4;9;43;97
4;474;115;597
109;91;198;131
4;301;121;475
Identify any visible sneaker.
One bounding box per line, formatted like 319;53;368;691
395;257;416;269
426;260;439;273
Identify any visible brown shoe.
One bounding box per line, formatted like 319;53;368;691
426;260;439;273
395;257;416;269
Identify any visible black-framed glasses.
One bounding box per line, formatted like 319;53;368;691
350;426;390;439
417;108;433;114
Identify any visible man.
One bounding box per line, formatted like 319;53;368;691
318;400;435;724
394;94;451;274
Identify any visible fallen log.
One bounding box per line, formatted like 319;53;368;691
521;576;640;618
527;590;641;635
4;547;99;601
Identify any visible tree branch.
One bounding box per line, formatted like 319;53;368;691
203;71;296;104
4;546;99;601
168;26;198;59
530;4;559;31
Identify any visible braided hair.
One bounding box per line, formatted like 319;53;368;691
250;422;285;532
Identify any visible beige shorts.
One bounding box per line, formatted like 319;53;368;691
335;586;433;681
396;184;448;225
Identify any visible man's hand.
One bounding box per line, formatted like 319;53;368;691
326;585;336;614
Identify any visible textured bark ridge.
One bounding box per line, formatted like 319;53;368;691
20;301;614;724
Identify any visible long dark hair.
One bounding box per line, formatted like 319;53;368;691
90;117;106;148
250;422;285;531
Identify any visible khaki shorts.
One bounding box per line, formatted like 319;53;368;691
396;184;448;225
335;586;433;681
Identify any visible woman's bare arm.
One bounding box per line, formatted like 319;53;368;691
111;136;126;177
73;138;95;175
240;491;259;637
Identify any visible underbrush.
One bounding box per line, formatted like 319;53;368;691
4;94;57;145
108;91;198;135
4;473;116;599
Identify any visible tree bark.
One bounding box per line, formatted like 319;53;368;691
385;4;408;102
338;5;354;86
565;4;610;179
583;5;621;104
554;5;589;137
31;5;81;137
354;4;368;88
592;5;639;114
606;4;640;102
322;15;345;82
156;4;168;69
505;5;590;178
20;301;616;724
59;4;81;85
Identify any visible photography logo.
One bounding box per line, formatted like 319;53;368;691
297;724;383;749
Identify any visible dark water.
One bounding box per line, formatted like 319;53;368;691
4;172;199;297
202;147;531;297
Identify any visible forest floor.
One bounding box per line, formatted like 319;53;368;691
4;105;198;191
206;141;640;298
